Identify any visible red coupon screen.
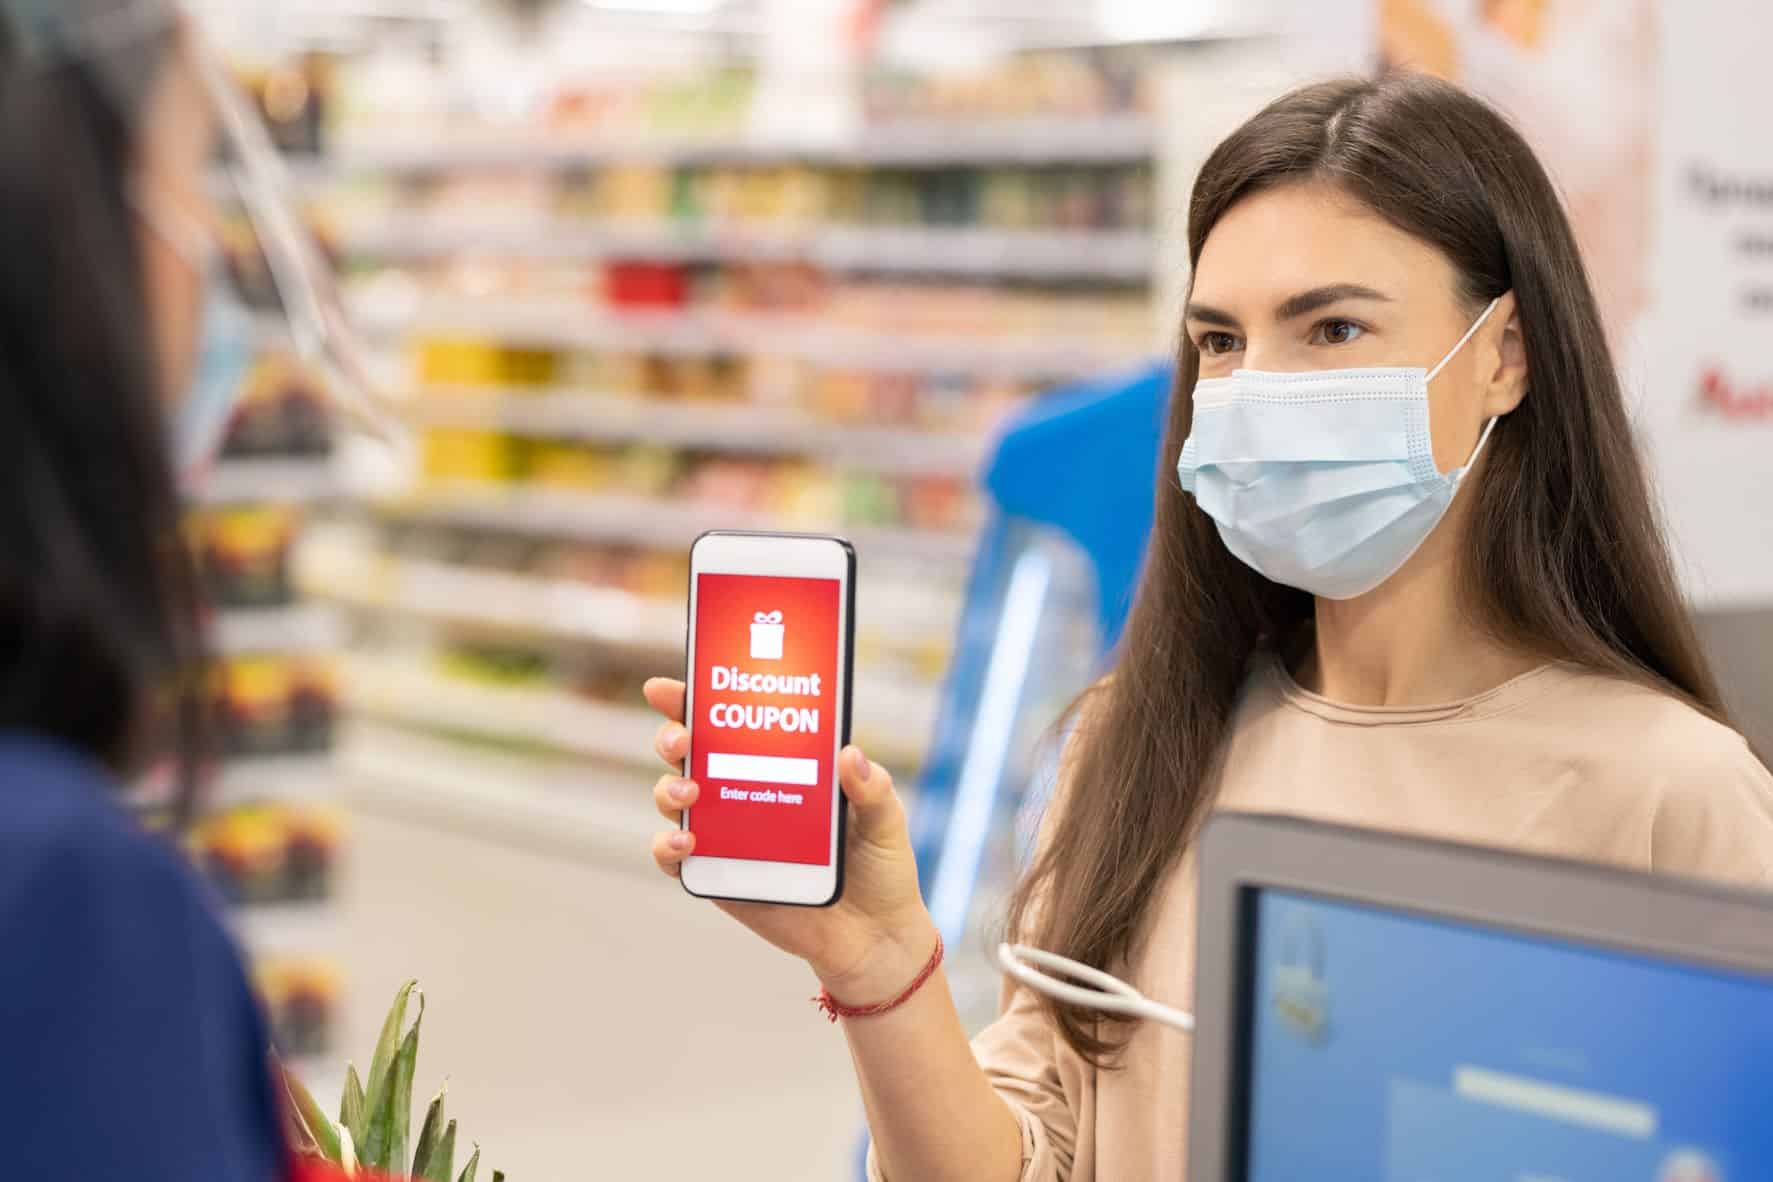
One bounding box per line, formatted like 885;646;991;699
689;572;842;866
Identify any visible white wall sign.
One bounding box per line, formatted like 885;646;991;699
1368;0;1772;608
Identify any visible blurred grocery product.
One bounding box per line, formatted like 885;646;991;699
212;655;340;759
193;803;344;906
257;956;344;1059
861;54;1149;123
191;506;304;608
221;356;335;460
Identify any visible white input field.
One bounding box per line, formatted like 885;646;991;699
1453;1066;1658;1139
706;752;819;787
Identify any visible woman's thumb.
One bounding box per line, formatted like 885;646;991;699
838;745;902;841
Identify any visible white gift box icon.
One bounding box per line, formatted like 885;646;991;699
750;610;785;660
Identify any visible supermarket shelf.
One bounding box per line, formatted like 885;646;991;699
340;220;1155;282
376;482;981;566
309;549;959;663
342;722;660;864
235;900;339;956
352;295;1146;382
215;603;347;656
129;752;338;813
406;390;987;479
211;754;339;809
199;457;338;506
323;114;1155;173
817;225;1151;281
312;555;685;654
855;116;1154;165
343;655;663;767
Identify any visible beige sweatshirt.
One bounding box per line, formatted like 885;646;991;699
869;657;1773;1182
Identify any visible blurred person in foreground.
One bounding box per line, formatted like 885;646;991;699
0;2;369;1176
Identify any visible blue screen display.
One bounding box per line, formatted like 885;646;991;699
1246;890;1773;1182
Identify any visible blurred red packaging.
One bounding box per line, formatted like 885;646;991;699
288;1158;394;1182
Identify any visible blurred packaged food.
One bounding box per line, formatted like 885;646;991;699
211;655;339;758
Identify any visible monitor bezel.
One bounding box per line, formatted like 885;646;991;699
1187;813;1773;1182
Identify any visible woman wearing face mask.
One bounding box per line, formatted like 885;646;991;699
642;72;1773;1181
0;2;368;1176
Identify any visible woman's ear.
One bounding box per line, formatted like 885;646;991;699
1484;290;1529;417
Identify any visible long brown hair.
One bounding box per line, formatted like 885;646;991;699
0;15;209;807
1005;72;1732;1065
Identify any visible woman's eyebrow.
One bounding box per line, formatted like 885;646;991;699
1183;301;1240;328
1184;283;1392;329
1274;283;1392;321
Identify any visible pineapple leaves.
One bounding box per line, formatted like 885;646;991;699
284;981;504;1178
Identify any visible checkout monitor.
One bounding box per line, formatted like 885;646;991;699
1187;815;1773;1182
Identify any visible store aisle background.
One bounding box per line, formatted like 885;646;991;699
339;805;858;1180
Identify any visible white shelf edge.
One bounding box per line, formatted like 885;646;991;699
211;753;340;809
321;114;1155;174
341;656;663;768
375;483;981;566
339;220;1155;282
350;297;1149;383
214;603;346;656
128;752;340;813
235;900;340;954
404;389;987;478
310;557;684;654
305;550;963;681
341;722;661;865
198;457;339;506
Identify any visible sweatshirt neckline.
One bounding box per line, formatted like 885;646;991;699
1262;653;1573;726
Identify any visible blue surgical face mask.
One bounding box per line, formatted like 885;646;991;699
175;269;256;483
132;185;257;488
1178;298;1503;600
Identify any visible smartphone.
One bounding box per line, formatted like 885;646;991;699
680;530;856;907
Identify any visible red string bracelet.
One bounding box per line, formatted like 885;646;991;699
813;932;944;1023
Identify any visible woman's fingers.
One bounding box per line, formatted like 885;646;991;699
643;677;687;724
653;720;690;770
653;827;694;877
653;773;699;821
838;745;903;843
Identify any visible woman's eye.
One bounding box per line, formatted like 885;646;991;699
1199;332;1241;356
1312;319;1365;346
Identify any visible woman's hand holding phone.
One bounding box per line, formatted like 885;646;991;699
643;676;939;1003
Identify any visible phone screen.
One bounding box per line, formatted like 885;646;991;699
688;571;843;866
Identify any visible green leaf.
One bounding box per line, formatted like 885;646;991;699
281;1063;343;1163
422;1119;458;1182
364;981;418;1115
339;1128;359;1176
360;1077;393;1171
387;1009;421;1172
457;1143;480;1182
340;1062;367;1146
411;1083;448;1180
361;989;423;1170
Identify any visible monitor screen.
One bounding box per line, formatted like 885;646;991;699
1244;889;1773;1182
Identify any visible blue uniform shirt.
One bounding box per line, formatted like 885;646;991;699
0;735;285;1179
